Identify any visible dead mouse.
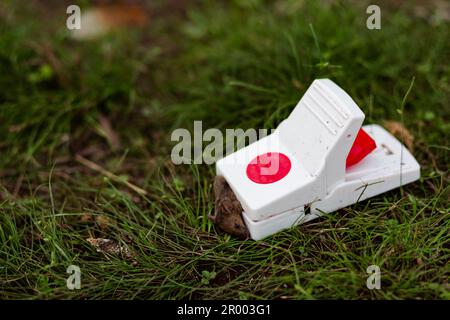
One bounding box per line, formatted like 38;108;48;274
208;175;250;239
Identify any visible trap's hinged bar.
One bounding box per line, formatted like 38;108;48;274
216;79;420;240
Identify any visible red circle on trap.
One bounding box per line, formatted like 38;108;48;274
246;152;291;184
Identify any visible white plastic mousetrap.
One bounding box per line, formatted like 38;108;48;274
216;79;420;240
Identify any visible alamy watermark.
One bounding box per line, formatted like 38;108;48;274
171;121;280;167
66;265;81;290
66;5;81;30
366;265;381;290
366;5;381;30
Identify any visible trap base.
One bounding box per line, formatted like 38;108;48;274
242;124;420;240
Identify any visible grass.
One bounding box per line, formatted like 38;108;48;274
0;0;449;299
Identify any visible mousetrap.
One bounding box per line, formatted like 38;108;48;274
214;79;420;240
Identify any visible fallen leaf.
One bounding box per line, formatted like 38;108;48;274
70;5;149;40
384;121;415;151
80;213;93;222
87;237;136;261
8;123;27;133
95;214;113;230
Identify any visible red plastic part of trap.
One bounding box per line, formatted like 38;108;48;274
346;128;377;168
246;129;376;184
246;152;291;184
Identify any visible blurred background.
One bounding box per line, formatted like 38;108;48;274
0;0;448;299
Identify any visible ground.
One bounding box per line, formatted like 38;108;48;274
0;0;449;299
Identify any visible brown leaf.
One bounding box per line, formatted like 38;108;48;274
87;237;120;254
97;5;148;27
70;5;149;40
384;121;415;151
8;123;26;133
87;237;135;261
95;214;113;230
80;213;94;222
